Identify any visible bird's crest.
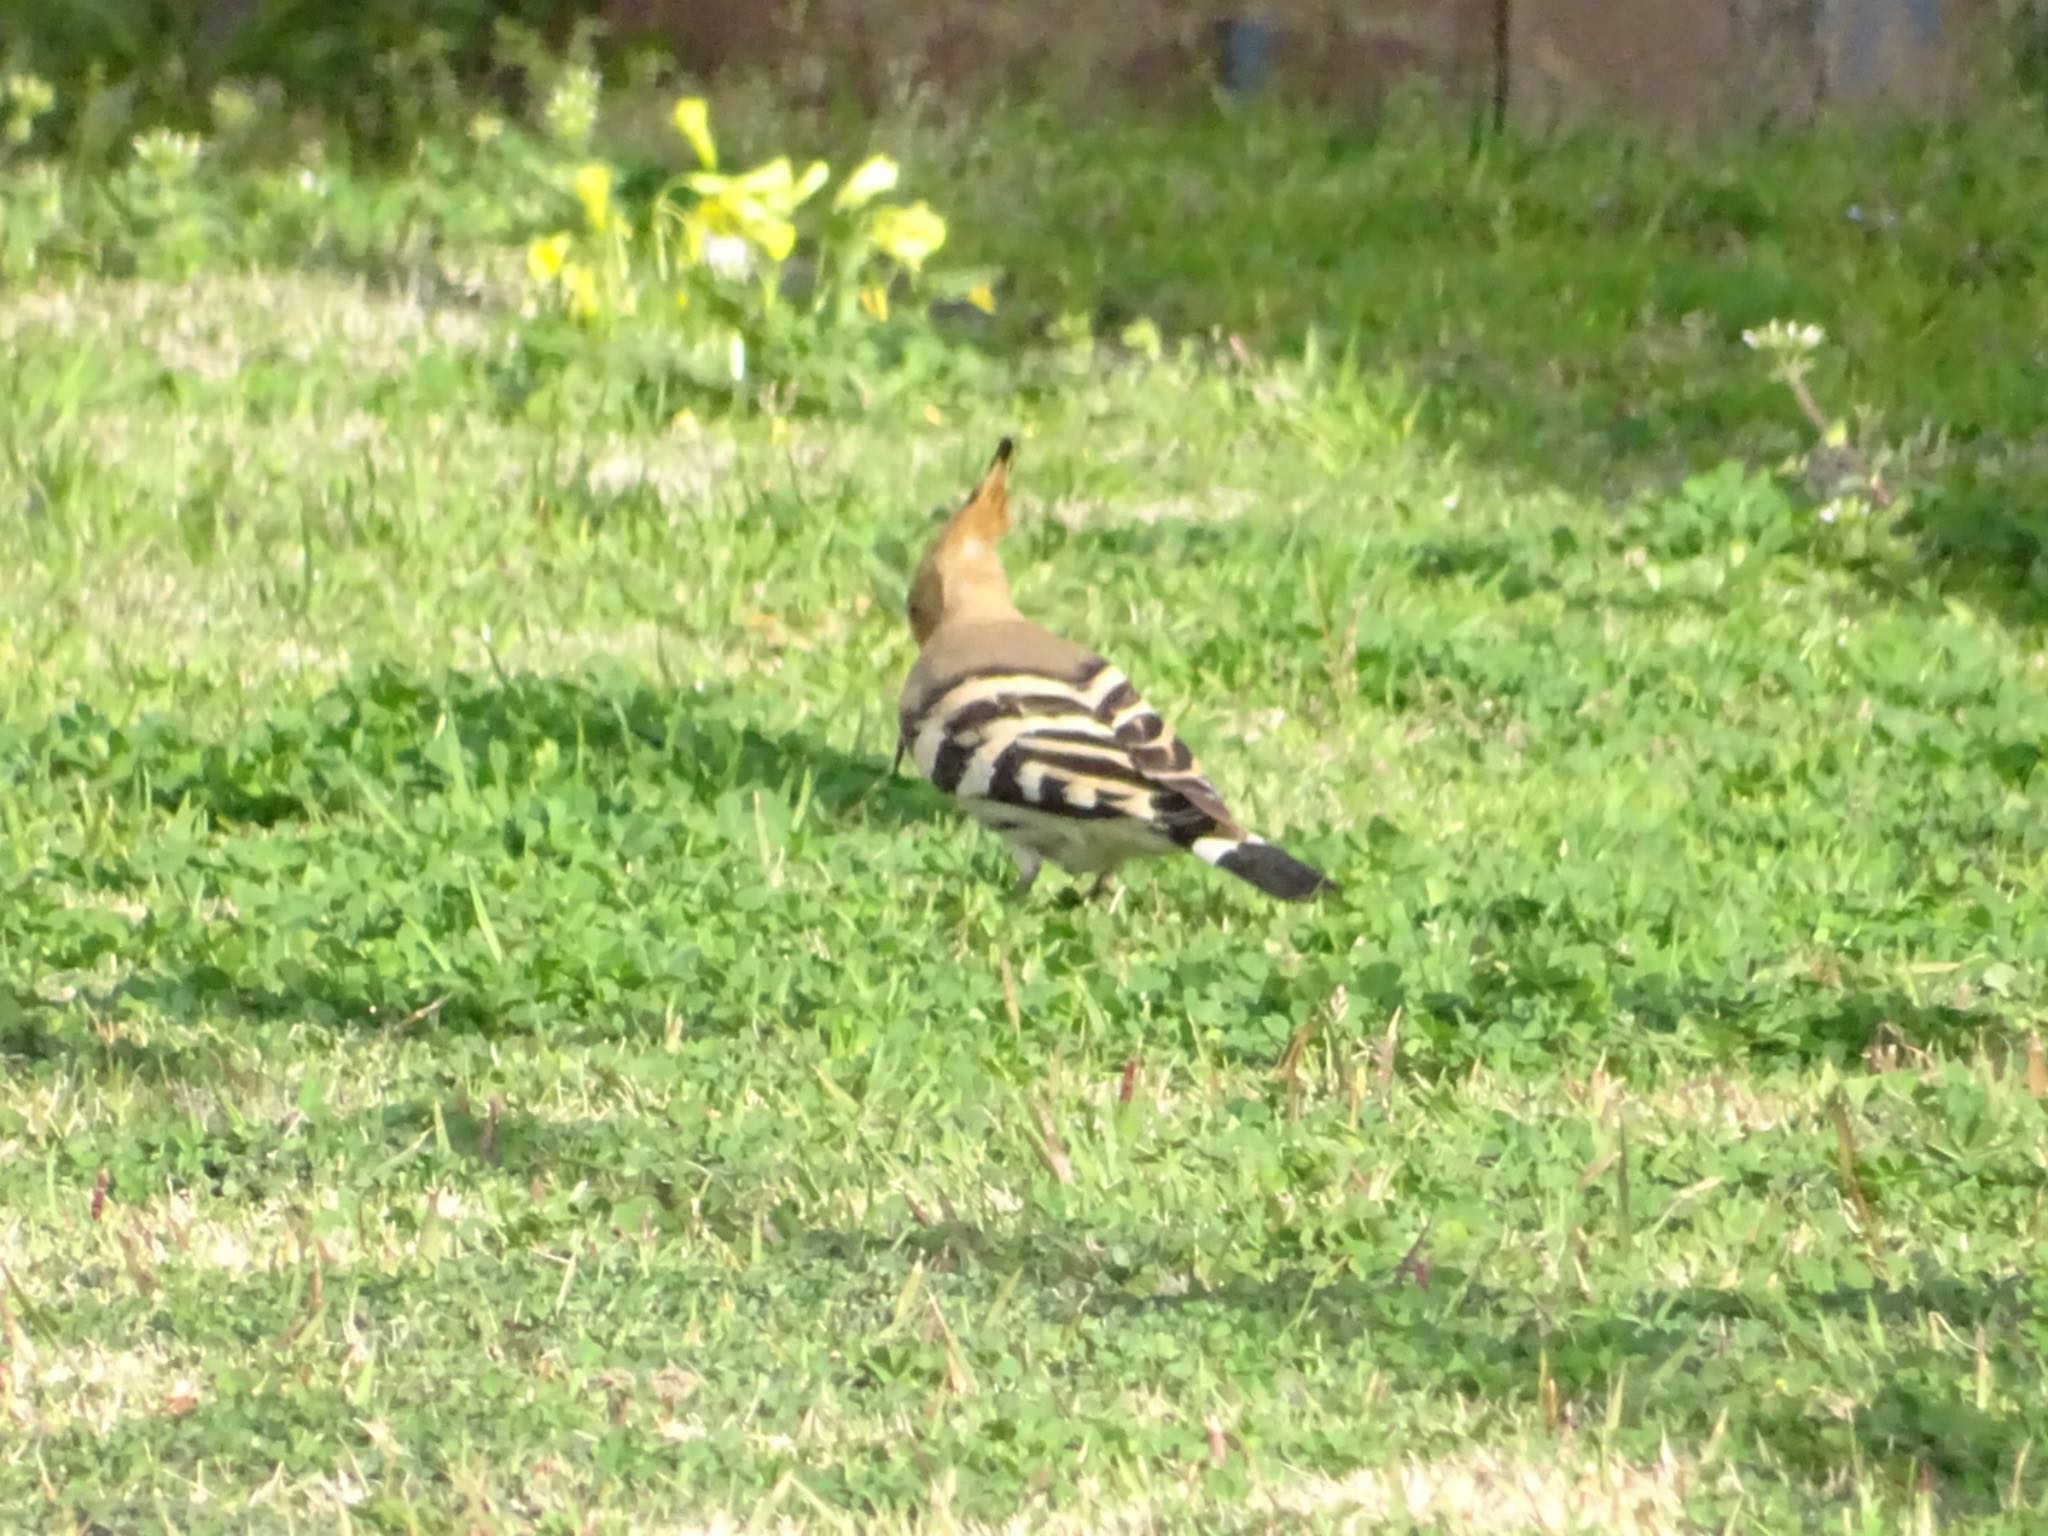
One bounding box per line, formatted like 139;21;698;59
948;436;1013;545
907;437;1019;643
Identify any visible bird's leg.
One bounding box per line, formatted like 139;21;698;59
852;735;907;816
1086;873;1122;911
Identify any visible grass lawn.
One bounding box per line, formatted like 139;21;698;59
2;89;2047;1533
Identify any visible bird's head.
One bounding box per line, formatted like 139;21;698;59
906;436;1019;645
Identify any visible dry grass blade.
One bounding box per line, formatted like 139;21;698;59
272;1243;326;1350
382;993;450;1034
1022;1097;1075;1185
1273;1015;1319;1120
927;1297;977;1396
1576;1150;1619;1193
1830;1094;1883;1257
1375;1007;1402;1104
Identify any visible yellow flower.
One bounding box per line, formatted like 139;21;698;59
870;202;947;271
672;96;716;170
683;155;829;269
858;284;890;322
676;211;707;268
674;288;691;312
527;233;571;282
573;162;613;233
688;156;790;204
792;159;831;205
748;214;798;264
562;262;601;320
689;157;829;215
967;281;996;315
694;195;794;266
834;154;899;211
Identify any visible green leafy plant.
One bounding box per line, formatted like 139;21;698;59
2;70;54;149
106;127;217;278
1744;318;1903;523
522;93;992;398
0;72;62;278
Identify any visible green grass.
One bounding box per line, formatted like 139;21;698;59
3;94;2047;1533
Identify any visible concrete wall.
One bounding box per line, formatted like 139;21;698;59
598;0;2013;130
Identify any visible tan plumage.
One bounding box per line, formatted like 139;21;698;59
894;437;1333;902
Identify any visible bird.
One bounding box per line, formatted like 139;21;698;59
893;436;1334;902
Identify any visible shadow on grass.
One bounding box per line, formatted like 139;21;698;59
18;661;926;836
7;663;2019;1069
932;104;2048;633
1109;1267;2030;1508
43;1086;2037;1520
777;1209;2037;1512
5;664;931;1045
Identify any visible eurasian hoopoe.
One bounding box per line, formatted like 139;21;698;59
894;438;1334;902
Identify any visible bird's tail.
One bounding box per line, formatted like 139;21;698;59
1190;834;1334;902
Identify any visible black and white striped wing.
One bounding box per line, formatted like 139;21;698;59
901;657;1240;848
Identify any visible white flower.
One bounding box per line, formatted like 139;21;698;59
701;232;754;280
132;129;204;180
543;66;601;150
1741;319;1825;355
